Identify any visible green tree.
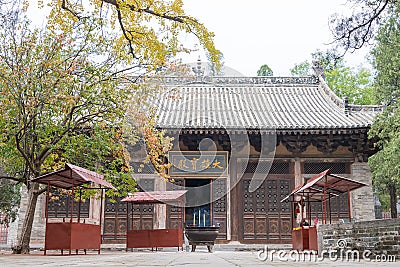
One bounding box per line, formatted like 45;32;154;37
290;52;374;105
0;179;21;225
290;61;312;76
257;64;273;76
368;3;400;218
1;0;219;254
0;14;135;254
324;63;373;105
328;0;400;218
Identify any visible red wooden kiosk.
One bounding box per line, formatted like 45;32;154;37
281;169;368;251
32;163;115;255
121;190;186;251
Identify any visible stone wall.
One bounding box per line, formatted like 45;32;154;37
15;185;46;248
350;162;375;221
318;218;400;259
6;215;19;247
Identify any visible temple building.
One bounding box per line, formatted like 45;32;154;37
12;61;382;246
102;61;382;244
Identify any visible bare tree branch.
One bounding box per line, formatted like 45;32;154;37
61;0;81;19
33;186;47;196
115;7;137;59
330;0;394;55
0;176;22;183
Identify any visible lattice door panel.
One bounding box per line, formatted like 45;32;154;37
308;200;321;224
129;204;154;230
303;162;349;174
308;194;349;222
266;179;292;240
47;188;90;218
212;178;227;240
103;218;126;239
254;216;267;239
115;218;127;235
280;216;292;239
103;197;124;241
241;177;293;241
240;160;290;174
103;178;155;242
242;179;269;240
305;175;349;221
167;178;184;229
279;180;291;213
329;193;350;219
243;216;255;240
266;215;280;239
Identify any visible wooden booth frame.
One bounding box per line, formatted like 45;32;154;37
32;163;115;255
122;190;187;251
281;169;368;251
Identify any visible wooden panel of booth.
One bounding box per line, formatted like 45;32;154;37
126;229;183;250
292;226;317;251
45;222;101;252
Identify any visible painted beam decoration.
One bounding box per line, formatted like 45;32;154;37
168;151;228;177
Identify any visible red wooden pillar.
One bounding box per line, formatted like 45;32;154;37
322;175;327;224
347;185;352;222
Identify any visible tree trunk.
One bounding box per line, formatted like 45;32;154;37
389;183;398;219
12;182;40;254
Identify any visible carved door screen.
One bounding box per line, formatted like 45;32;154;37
103;179;154;243
212;178;227;240
166;178;184;229
241;176;293;242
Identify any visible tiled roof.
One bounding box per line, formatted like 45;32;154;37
32;163;116;190
281;169;368;202
153;76;382;133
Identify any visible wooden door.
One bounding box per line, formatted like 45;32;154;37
167;178;227;240
166;178;184;229
212;178;227;240
103;178;154;243
240;176;293;242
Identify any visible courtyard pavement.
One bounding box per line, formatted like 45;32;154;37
0;247;398;267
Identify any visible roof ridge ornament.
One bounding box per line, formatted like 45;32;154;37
344;96;350;116
160;76;319;85
192;57;205;83
312;60;325;79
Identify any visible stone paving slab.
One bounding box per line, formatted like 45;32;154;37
0;249;398;267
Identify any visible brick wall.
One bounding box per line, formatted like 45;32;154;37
318;218;400;259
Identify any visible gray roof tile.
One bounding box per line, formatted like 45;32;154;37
153;77;382;132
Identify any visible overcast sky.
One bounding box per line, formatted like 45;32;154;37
180;0;371;76
25;0;371;76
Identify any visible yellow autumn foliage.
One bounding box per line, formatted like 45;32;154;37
40;0;221;71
